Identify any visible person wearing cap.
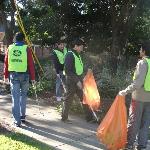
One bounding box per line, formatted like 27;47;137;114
119;41;150;150
51;40;66;102
61;38;93;123
4;32;35;127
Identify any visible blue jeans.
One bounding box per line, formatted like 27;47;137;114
56;72;65;98
10;72;29;125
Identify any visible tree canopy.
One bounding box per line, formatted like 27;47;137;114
1;0;150;56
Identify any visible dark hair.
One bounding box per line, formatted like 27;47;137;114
57;39;65;45
141;41;150;57
14;32;25;42
70;38;85;48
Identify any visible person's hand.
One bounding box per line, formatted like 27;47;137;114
31;80;36;87
118;90;127;96
57;74;60;78
77;81;83;90
4;78;9;83
87;68;92;73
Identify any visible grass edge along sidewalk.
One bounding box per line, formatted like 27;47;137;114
0;123;53;150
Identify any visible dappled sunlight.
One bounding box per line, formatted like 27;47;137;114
0;95;101;150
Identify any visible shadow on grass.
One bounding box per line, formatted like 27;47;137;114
0;126;53;150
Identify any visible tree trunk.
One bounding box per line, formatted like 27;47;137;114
110;0;144;74
0;0;16;45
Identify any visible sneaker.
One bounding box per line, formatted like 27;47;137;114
123;145;134;150
56;97;62;102
61;119;72;124
13;122;21;127
61;96;65;101
136;146;146;150
86;117;98;123
21;116;26;123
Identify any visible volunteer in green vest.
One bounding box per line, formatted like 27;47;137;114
119;41;150;150
52;40;65;102
4;32;35;127
61;38;93;123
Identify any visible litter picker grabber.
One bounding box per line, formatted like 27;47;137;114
32;82;44;116
83;88;99;122
57;75;66;111
89;106;99;122
57;75;67;94
82;70;100;123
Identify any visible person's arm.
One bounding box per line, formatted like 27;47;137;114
3;49;9;80
119;59;148;95
51;51;61;74
27;48;35;80
65;52;81;84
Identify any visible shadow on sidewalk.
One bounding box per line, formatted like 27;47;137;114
21;120;104;150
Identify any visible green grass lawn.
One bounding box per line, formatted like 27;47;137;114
0;132;53;150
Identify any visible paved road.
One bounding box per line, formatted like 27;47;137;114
0;94;105;150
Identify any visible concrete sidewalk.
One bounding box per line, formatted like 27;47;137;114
0;94;105;150
1;94;150;150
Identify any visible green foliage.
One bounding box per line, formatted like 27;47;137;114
28;58;55;96
99;64;132;99
18;1;61;45
2;0;150;55
0;133;52;150
28;78;53;96
84;52;133;99
126;3;150;55
14;0;149;56
130;9;150;42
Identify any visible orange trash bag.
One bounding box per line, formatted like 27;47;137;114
83;70;100;111
96;95;127;150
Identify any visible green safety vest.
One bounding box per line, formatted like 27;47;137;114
144;58;150;91
63;47;68;56
8;44;27;72
54;49;64;64
68;51;83;75
133;58;150;91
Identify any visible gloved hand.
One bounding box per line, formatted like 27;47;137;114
118;90;127;96
77;81;83;90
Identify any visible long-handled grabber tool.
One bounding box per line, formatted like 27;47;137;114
32;82;44;116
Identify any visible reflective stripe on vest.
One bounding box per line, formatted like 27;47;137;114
54;49;64;64
8;44;27;72
144;58;150;91
68;51;83;75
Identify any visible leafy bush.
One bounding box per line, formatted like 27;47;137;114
28;58;55;96
98;65;133;99
84;52;134;99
